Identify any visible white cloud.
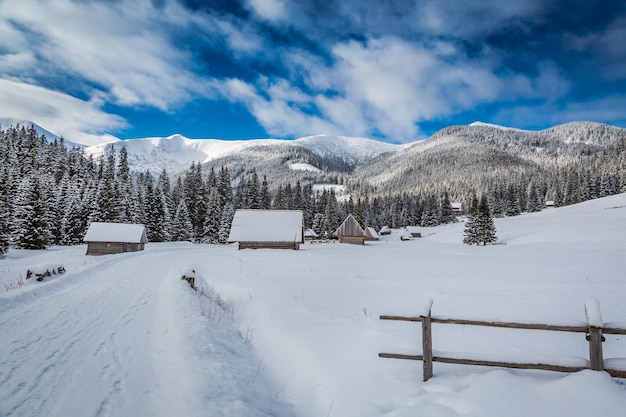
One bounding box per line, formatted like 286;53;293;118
0;0;212;111
0;79;126;145
495;95;626;129
245;0;288;22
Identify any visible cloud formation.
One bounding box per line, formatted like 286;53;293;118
0;0;624;143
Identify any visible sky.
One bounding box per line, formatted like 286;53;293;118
1;0;625;145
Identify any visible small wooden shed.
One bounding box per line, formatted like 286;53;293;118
364;227;380;241
379;225;392;235
83;222;147;255
405;226;422;238
228;209;304;250
334;214;366;245
304;228;319;240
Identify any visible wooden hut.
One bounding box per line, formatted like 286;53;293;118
364;227;380;241
83;222;147;255
228;209;303;250
304;228;319;241
379;225;392;235
334;214;366;245
405;226;422;238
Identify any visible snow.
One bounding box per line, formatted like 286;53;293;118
1;194;626;417
228;210;303;242
83;222;147;243
83;134;401;176
289;163;321;173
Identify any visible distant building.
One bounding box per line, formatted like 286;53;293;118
545;200;555;208
451;202;464;216
334;214;366;245
83;222;147;255
228;209;303;250
304;228;319;240
379;225;392;235
405;226;422;238
364;227;380;241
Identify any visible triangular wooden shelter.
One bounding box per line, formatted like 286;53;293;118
334;214;366;245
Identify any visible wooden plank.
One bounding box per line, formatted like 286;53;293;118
379;315;588;333
605;368;626;378
378;353;588;374
602;327;626;335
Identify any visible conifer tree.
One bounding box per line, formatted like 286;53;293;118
463;193;479;245
218;202;235;244
14;174;50;249
171;200;194;242
476;195;497;245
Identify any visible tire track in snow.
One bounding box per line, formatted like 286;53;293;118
0;248;202;417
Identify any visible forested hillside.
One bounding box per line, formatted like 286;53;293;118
1;121;625;256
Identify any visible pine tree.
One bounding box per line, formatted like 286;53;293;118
463;193;479;245
171;200;194;242
14;174;50;249
476;195;497;245
218;202;235;244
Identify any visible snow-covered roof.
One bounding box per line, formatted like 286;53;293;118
304;228;319;238
83;222;148;243
228;210;303;242
405;226;421;233
365;227;379;239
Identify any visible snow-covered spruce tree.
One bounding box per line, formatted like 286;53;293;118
14;174;50;249
462;193;479;245
171;199;194;242
476;195;497;245
0;195;9;257
218;202;235;244
439;191;456;224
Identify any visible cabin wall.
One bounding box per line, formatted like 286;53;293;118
86;242;145;256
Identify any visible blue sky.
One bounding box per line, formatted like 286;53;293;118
1;0;625;145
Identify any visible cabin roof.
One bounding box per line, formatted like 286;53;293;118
228;210;303;242
83;222;148;243
365;227;380;239
335;214;366;237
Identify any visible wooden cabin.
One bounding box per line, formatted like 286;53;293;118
334;214;366;245
364;227;380;241
451;202;464;216
379;225;392;235
83;222;147;255
304;228;319;241
405;226;422;238
228;209;303;250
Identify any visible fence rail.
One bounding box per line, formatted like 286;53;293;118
379;299;626;381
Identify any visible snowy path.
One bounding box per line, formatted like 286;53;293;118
0;247;289;417
0;248;189;416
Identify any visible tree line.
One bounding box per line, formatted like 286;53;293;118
1;123;625;255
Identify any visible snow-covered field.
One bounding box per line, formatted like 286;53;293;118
1;194;626;417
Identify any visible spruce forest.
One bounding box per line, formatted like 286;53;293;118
1;122;625;255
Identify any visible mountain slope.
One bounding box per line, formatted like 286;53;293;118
82;134;401;176
0;118;84;148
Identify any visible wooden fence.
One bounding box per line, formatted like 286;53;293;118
379;299;626;381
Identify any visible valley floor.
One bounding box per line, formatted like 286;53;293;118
1;194;626;417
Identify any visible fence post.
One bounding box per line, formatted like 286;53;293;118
421;300;433;381
584;299;604;371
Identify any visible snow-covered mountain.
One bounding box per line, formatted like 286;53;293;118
82;133;402;176
0;118;84;148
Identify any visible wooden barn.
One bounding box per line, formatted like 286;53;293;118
83;222;147;256
228;209;303;250
364;227;380;241
334;214;366;245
